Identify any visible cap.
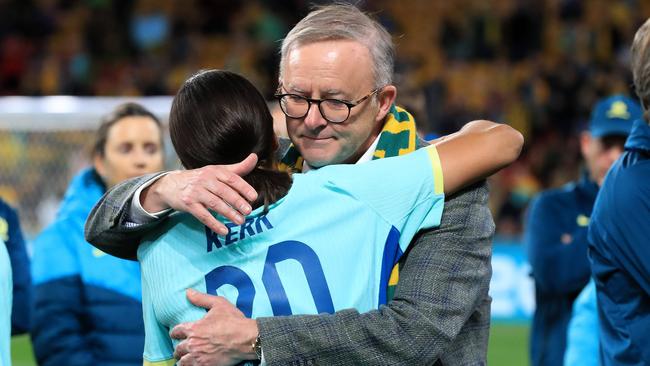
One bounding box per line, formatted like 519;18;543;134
589;95;642;137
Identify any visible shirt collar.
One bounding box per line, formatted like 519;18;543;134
302;135;381;172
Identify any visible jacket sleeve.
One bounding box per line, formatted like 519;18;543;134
525;194;591;295
3;205;31;335
84;172;171;260
257;181;494;365
31;219;95;366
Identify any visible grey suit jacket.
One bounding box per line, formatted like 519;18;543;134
85;149;493;366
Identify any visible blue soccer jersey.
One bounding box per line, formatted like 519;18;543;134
139;145;446;365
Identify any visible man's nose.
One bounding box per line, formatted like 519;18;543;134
303;103;328;130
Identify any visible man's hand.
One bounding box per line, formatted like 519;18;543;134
141;154;259;235
171;289;259;366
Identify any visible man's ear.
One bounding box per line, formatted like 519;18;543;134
375;85;397;123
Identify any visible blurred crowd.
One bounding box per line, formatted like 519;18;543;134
1;0;650;238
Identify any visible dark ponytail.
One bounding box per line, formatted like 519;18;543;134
169;69;291;211
244;167;292;210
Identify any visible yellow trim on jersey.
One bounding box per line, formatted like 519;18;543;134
0;217;8;241
426;146;444;195
143;358;176;366
388;264;400;286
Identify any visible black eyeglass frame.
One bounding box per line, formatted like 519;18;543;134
274;86;382;123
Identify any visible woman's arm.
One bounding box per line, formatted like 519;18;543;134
434;120;524;195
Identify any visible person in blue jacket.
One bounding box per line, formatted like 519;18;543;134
0;198;31;336
525;94;641;366
588;18;650;366
30;103;165;366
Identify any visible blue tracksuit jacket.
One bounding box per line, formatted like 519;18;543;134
31;168;144;366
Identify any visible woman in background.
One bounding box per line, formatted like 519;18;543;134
31;103;165;366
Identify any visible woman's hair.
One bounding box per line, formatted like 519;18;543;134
169;69;291;210
92;102;163;157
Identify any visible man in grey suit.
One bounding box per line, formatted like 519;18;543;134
86;4;495;365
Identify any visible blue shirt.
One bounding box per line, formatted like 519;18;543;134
525;172;598;366
139;146;445;364
589;119;650;365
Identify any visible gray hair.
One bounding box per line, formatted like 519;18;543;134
279;3;394;89
631;18;650;121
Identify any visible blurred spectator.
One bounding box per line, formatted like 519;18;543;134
0;198;31;335
525;95;641;366
30;103;165;366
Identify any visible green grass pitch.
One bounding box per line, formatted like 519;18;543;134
11;323;530;365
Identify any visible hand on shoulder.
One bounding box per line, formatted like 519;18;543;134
141;154;260;234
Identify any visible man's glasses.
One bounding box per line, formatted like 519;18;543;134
274;87;381;123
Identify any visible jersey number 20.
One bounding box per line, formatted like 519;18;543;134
204;240;335;317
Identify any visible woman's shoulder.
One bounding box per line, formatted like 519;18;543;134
138;212;204;257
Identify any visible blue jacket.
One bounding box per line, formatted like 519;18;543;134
31;168;144;366
525;172;598;366
589;119;650;365
564;280;599;366
0;198;31;335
